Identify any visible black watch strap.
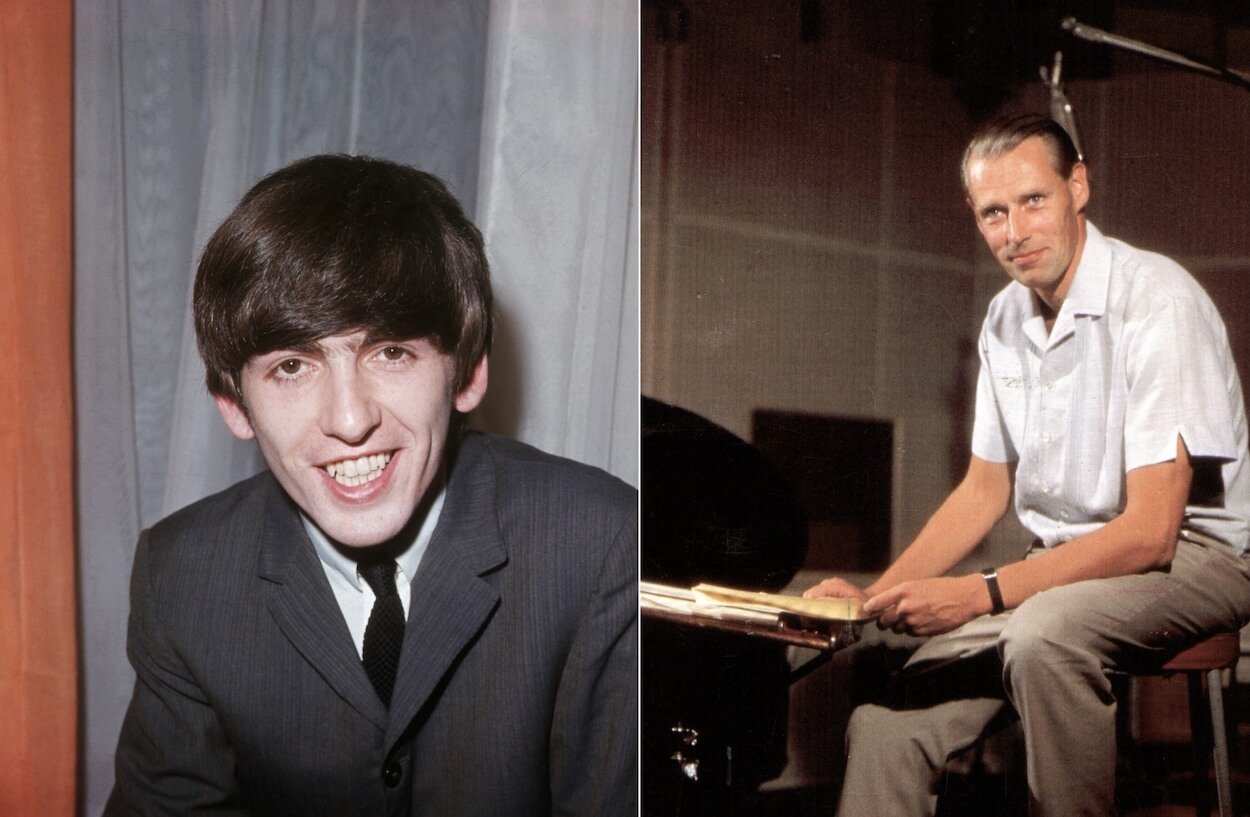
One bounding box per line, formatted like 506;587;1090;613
980;567;1005;614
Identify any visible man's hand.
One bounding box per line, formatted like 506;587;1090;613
862;575;990;636
802;576;870;603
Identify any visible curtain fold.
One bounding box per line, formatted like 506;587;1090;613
474;0;640;484
0;1;77;814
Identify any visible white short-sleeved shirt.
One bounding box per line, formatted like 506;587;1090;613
971;222;1250;554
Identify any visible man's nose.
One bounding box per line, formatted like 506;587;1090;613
320;372;381;443
1006;210;1028;246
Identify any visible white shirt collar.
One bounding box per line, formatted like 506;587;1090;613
1062;220;1111;319
1018;220;1112;350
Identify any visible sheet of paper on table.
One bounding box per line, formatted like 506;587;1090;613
641;580;871;624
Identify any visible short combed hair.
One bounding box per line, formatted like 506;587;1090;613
194;155;492;404
961;114;1082;190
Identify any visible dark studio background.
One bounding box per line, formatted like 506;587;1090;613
641;1;1250;813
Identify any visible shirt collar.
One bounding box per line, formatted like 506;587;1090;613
1018;220;1111;348
1062;220;1111;319
301;477;447;591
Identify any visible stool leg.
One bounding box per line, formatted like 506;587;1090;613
1190;672;1215;817
1206;668;1233;817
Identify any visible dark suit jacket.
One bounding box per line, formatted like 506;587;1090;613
105;432;638;817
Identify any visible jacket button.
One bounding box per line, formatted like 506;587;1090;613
382;761;402;788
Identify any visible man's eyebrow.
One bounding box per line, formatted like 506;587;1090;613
360;331;431;347
255;340;322;358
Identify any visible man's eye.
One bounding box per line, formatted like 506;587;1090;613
276;359;305;377
1028;194;1044;205
380;346;409;362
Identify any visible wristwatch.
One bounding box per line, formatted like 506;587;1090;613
980;567;1005;614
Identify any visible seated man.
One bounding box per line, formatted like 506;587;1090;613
106;155;637;817
807;114;1250;816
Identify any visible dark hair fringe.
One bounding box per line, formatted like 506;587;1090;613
194;154;492;404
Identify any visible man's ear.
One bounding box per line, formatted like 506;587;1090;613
1068;162;1090;213
214;394;256;440
453;355;489;414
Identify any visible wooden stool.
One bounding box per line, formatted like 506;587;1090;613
1140;631;1240;817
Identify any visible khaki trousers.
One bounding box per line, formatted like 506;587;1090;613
836;534;1250;817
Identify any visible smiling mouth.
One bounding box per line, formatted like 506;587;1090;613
322;452;393;487
1010;248;1044;264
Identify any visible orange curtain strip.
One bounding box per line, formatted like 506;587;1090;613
0;1;77;814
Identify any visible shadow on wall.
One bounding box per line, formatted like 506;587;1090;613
946;336;976;487
471;301;525;440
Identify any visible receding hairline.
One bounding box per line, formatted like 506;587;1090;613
963;135;1052;188
961;117;1081;191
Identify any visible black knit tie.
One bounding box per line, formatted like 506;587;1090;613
360;560;404;707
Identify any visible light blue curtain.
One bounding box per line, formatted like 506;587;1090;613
475;0;639;479
74;1;638;811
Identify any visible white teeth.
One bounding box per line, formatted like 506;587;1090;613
324;452;392;487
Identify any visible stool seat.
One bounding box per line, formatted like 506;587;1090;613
1130;629;1241;817
1161;631;1240;672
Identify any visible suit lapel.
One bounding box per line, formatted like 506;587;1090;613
255;479;389;731
386;437;506;750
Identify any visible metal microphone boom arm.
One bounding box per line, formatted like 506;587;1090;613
1041;51;1085;161
1062;17;1250;92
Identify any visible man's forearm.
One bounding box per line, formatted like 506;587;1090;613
867;457;1010;596
866;501;999;595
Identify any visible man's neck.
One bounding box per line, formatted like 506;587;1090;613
1036;294;1059;336
1033;215;1088;336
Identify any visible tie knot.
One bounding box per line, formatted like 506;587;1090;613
359;559;399;599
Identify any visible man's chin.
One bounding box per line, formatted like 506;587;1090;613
1005;265;1057;290
307;509;412;549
